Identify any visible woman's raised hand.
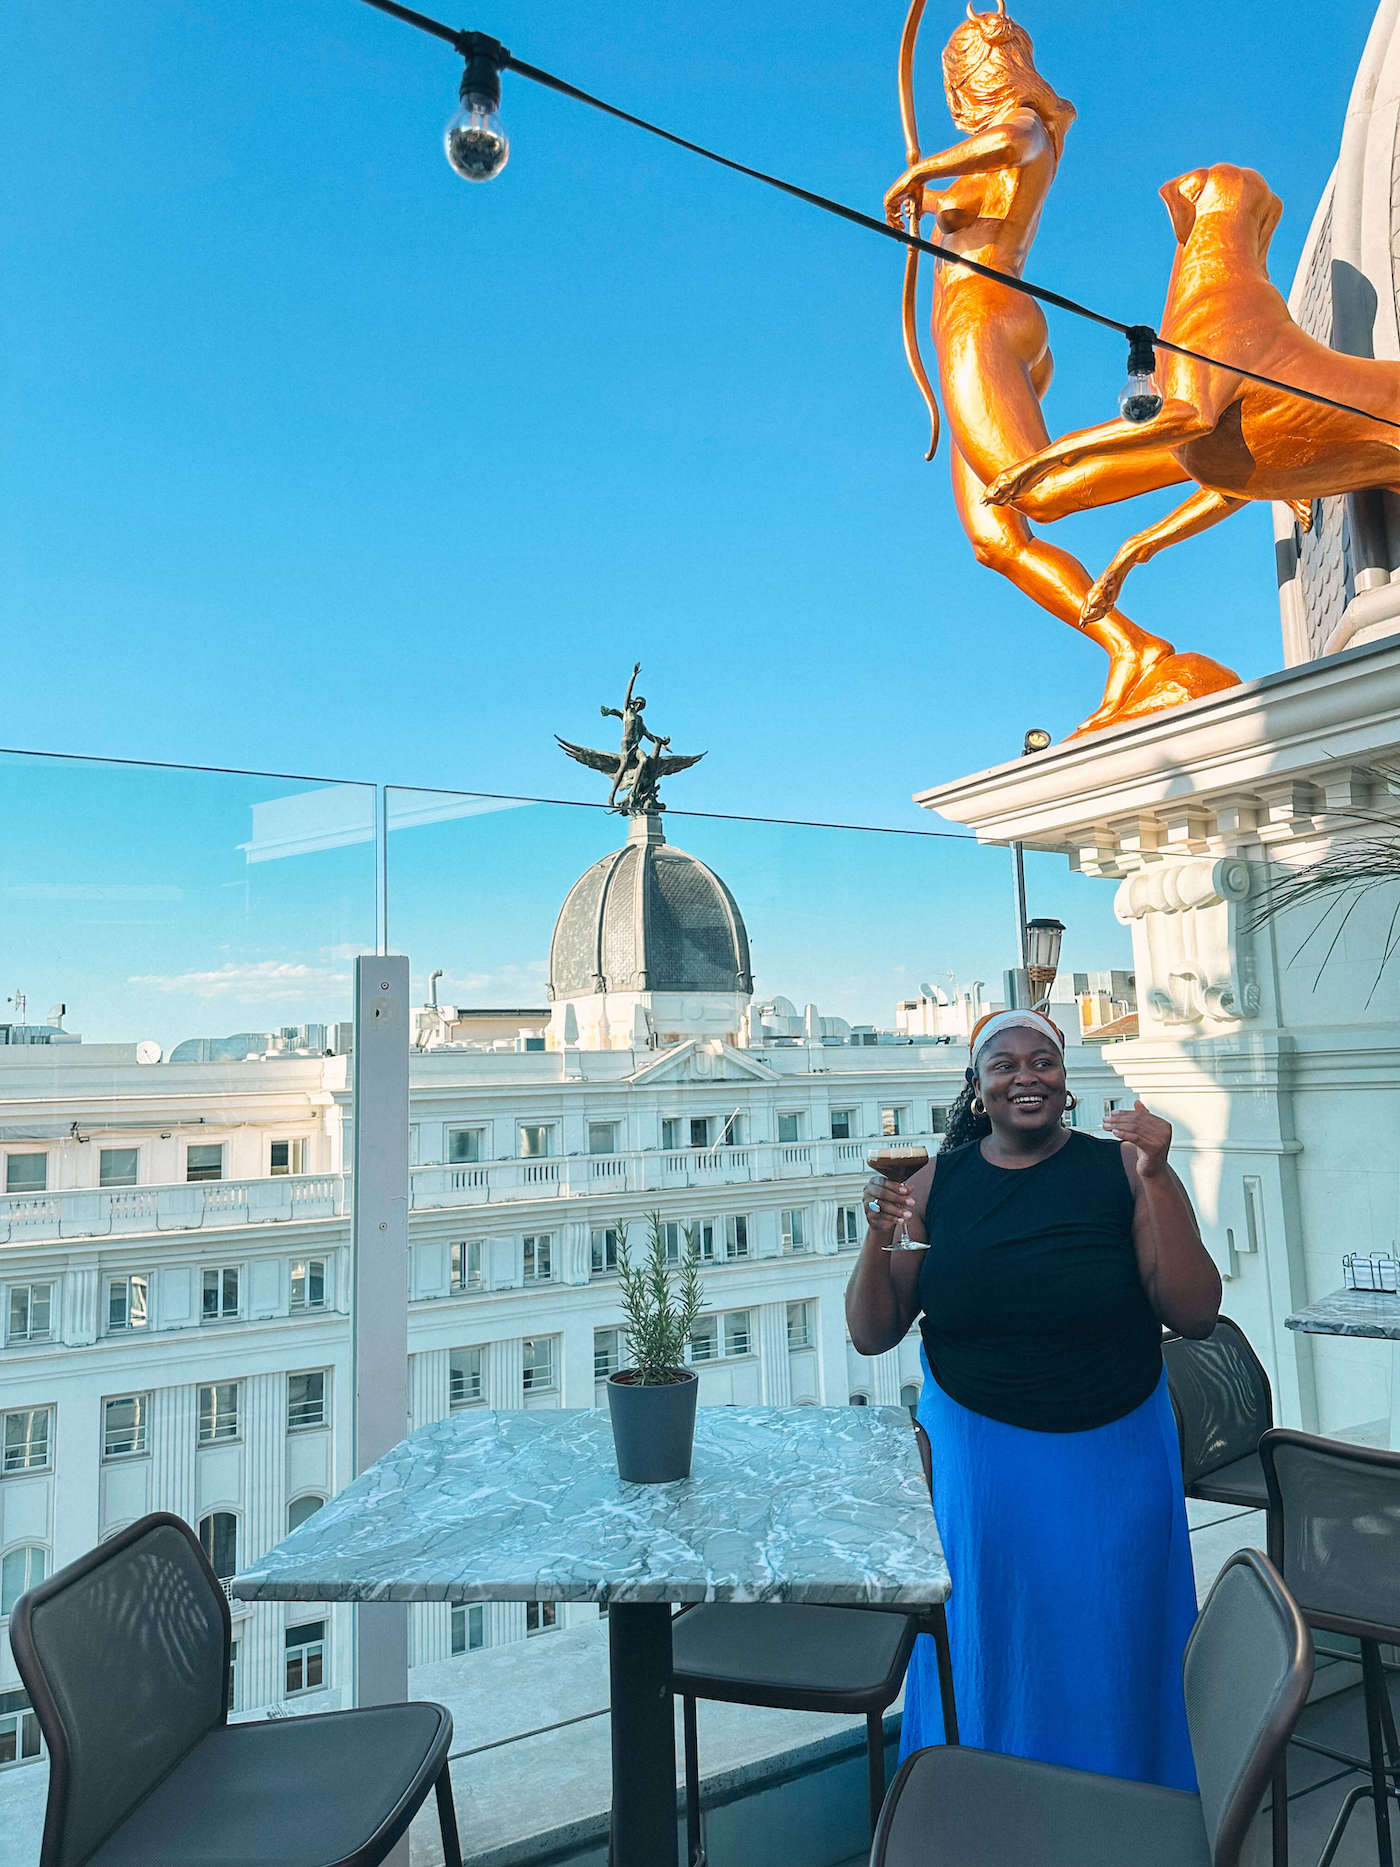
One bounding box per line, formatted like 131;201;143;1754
1103;1100;1172;1180
864;1173;917;1240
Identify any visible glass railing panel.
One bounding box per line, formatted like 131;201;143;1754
0;749;376;1756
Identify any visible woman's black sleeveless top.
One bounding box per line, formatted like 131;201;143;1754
915;1130;1162;1432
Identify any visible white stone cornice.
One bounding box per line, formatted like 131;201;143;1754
914;637;1400;867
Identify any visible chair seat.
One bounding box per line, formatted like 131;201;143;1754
873;1744;1212;1867
1190;1451;1268;1509
90;1702;452;1867
670;1603;916;1714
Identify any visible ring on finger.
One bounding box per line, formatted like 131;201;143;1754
868;1198;881;1214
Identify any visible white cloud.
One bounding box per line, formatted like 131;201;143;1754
128;961;350;1001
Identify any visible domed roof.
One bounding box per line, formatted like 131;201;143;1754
549;818;752;1000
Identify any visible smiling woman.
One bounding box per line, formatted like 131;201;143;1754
845;1006;1221;1793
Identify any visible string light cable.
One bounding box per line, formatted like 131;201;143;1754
354;0;1400;436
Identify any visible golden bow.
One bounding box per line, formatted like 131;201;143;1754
898;0;940;461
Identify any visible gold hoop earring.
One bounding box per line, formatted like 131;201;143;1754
971;1096;986;1117
1064;1091;1078;1112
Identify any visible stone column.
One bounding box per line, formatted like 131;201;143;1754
410;1348;450;1429
62;1265;99;1346
241;1373;286;1713
758;1303;792;1406
488;1337;524;1409
150;1384;198;1524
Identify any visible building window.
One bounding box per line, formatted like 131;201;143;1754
518;1125;554;1160
106;1274;148;1333
929;1106;948;1137
522;1337;557;1394
1102;1099;1119;1123
202;1266;240;1323
880;1107;906;1138
451;1240;484;1291
719;1113;743;1147
451;1603;485;1654
594;1327;623;1380
830;1109;855;1141
522;1235;553;1283
269;1138;305;1176
661;1117;682;1151
2;1408;51;1474
0;1546;47;1618
287;1371;326;1432
776;1112;802;1144
290;1258;326;1311
448;1127;485;1165
199;1511;239;1581
689;1117;711;1149
198;1382;240;1444
98;1147;138;1188
835;1206;861;1249
103;1394;149;1459
449;1346;484;1408
588;1121;619;1156
285;1620;326;1695
900;1382;922;1417
723;1216;748;1261
781;1209;808;1252
786;1302;813;1350
590;1227;621;1277
689;1315;718;1363
3;1154;46;1196
660;1221;688;1264
227;1641;240;1715
185;1143;224;1183
525;1602;558;1636
723;1311;752;1358
0;1690;41;1769
6;1284;52;1345
288;1495;324;1535
848;1392;870;1407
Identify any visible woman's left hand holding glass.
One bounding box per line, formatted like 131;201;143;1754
1103;1101;1172;1180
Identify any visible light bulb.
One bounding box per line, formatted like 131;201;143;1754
1118;325;1163;424
444;40;509;182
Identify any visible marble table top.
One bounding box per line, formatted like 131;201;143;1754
233;1404;948;1608
1286;1289;1400;1341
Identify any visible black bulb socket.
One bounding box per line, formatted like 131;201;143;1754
456;31;507;110
1125;324;1158;381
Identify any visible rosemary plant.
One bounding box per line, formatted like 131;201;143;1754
613;1212;704;1385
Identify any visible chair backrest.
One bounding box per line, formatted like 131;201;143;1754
1260;1426;1400;1641
1183;1548;1312;1867
1163;1317;1273;1488
9;1512;229;1867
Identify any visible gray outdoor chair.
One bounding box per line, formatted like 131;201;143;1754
870;1547;1312;1867
672;1419;956;1867
8;1511;463;1867
1261;1427;1400;1867
1163;1316;1273;1509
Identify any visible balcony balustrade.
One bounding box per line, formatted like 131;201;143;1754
0;1138;930;1241
0;1174;345;1243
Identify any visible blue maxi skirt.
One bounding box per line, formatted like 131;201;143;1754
899;1349;1198;1791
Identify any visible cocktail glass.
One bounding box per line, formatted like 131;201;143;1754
866;1144;931;1252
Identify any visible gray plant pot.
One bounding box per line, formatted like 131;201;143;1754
606;1368;699;1483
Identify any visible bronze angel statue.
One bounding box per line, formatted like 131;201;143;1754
556;663;706;815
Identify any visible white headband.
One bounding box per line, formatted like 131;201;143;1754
969;1009;1065;1072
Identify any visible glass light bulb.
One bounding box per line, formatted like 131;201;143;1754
1118;371;1163;424
444;94;509;182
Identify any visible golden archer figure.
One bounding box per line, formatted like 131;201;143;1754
885;1;1240;734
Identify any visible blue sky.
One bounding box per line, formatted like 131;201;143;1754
1;2;1376;1038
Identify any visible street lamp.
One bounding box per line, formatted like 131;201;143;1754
1025;916;1066;1009
1008;728;1051;1007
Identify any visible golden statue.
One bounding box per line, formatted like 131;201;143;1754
886;1;1241;734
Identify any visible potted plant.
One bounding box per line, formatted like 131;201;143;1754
606;1212;704;1483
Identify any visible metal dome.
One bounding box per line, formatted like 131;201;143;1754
548;818;752;1001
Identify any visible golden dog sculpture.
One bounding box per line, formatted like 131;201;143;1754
985;163;1400;638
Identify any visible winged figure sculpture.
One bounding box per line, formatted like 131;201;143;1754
556;663;705;815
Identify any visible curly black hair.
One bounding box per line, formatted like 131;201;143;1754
940;1077;991;1152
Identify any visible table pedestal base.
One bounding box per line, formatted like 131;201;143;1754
608;1602;679;1867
